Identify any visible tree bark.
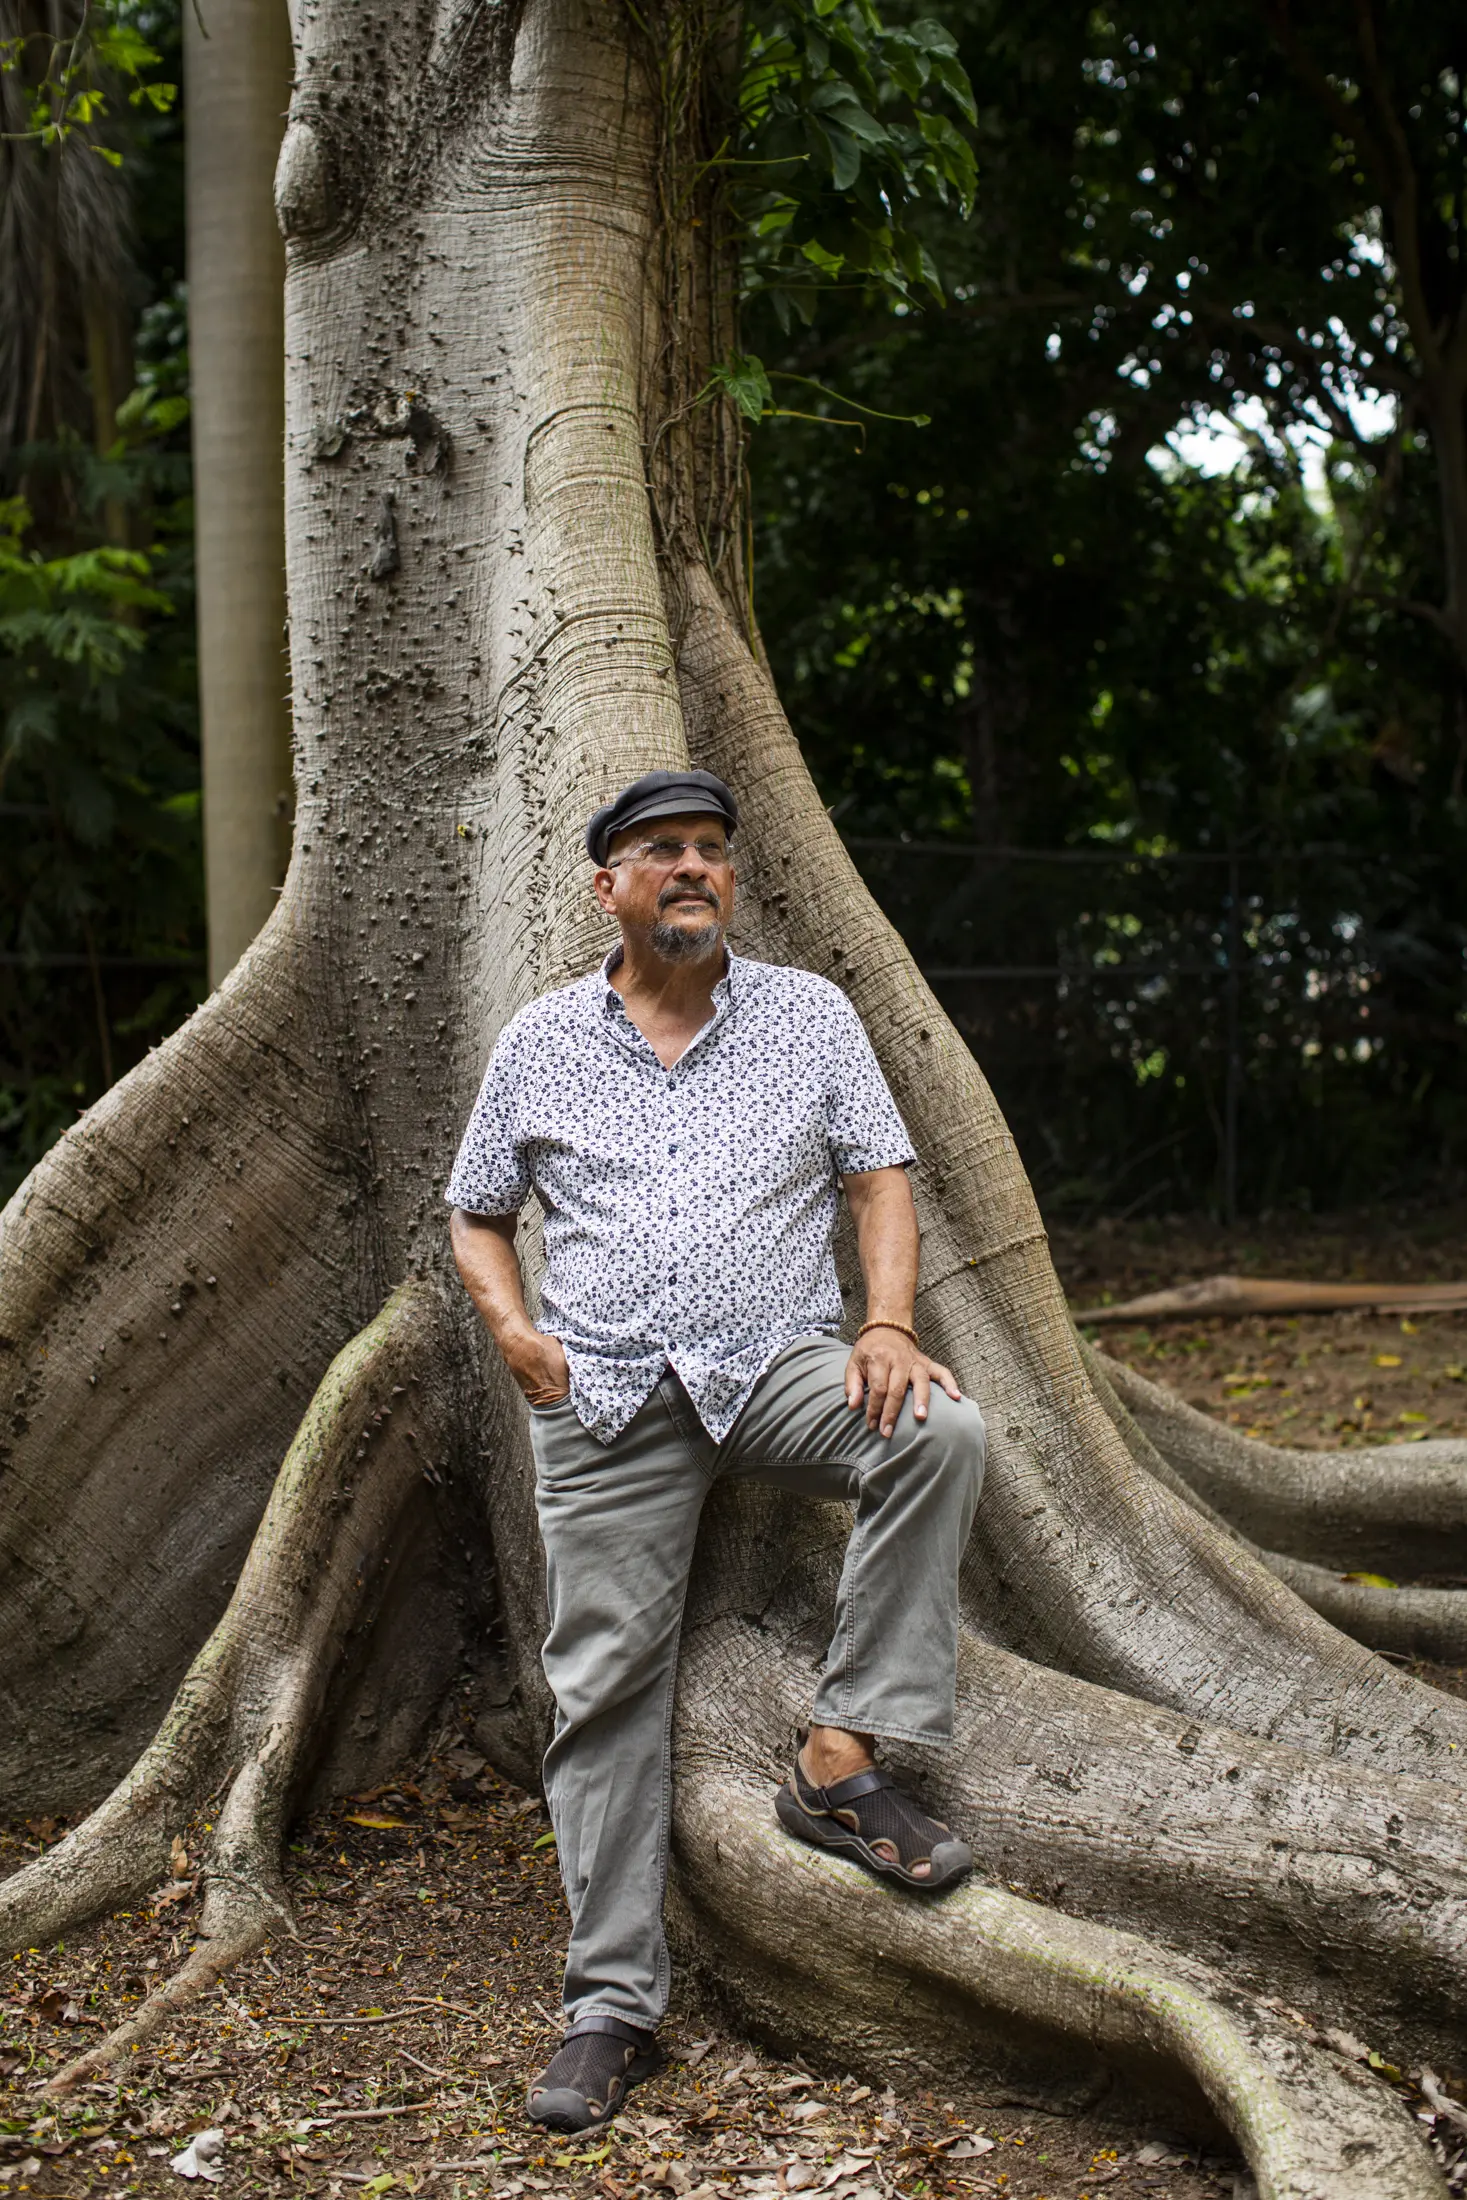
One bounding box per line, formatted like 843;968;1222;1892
1;0;1466;2185
186;0;296;985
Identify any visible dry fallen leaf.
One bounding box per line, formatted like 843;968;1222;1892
344;1814;408;1831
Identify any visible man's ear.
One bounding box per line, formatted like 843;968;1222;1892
592;865;618;916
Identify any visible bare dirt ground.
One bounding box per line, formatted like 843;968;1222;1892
6;1200;1467;2200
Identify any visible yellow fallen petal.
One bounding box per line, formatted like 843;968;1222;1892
344;1813;407;1830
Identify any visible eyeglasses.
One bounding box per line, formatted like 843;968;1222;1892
606;836;734;870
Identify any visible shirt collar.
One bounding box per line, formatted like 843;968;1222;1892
598;944;745;1058
598;942;744;1005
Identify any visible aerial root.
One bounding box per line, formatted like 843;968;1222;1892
42;1749;301;2090
1261;1554;1467;1663
1090;1346;1467;1579
1081;1340;1467;1665
0;1280;450;2094
670;1769;1448;2200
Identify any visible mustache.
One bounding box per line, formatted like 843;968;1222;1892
657;882;720;912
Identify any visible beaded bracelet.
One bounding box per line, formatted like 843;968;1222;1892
857;1318;921;1348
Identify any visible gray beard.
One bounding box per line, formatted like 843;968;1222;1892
648;916;725;964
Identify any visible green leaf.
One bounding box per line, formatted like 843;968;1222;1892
114;388;153;435
883;46;929;100
145;393;190;433
826;101;890;147
816;120;862;190
93;21;163;74
532;1830;557;1850
931;51;977;127
907;18;959;55
709;352;774;422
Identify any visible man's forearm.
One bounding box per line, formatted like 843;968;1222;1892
450;1208;536;1348
450;1209;570;1403
843;1166;920;1327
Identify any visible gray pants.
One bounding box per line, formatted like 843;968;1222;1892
527;1333;987;2034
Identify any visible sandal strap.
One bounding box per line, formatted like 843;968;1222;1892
566;2015;649;2046
811;1765;894;1809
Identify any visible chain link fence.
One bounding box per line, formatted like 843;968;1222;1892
846;838;1467;1218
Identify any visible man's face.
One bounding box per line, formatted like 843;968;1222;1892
592;810;735;964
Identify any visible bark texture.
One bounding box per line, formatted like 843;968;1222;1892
0;0;1465;2188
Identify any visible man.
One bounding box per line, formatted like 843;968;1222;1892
447;768;986;2135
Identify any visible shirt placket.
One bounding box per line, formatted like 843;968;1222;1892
664;1062;685;1333
597;971;738;1428
660;990;729;1387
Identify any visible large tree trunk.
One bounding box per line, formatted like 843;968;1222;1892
186;0;296;984
3;0;1467;2188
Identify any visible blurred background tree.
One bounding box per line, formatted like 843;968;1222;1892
3;0;1464;1219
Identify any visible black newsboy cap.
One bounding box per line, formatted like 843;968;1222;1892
585;769;739;867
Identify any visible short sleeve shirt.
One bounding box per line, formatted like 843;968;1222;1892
445;951;915;1443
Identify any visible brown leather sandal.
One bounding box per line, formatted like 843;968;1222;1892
775;1752;973;1892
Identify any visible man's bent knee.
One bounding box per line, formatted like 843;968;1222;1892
914;1389;986;1497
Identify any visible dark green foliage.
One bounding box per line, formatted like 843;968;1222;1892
0;0;176;151
736;0;978;322
749;0;1467;1214
0;0;201;1201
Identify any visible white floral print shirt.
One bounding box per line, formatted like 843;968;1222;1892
445;950;915;1443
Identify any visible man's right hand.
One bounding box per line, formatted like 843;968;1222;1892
501;1324;571;1407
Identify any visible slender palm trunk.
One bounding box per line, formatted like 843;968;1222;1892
185;0;295;984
